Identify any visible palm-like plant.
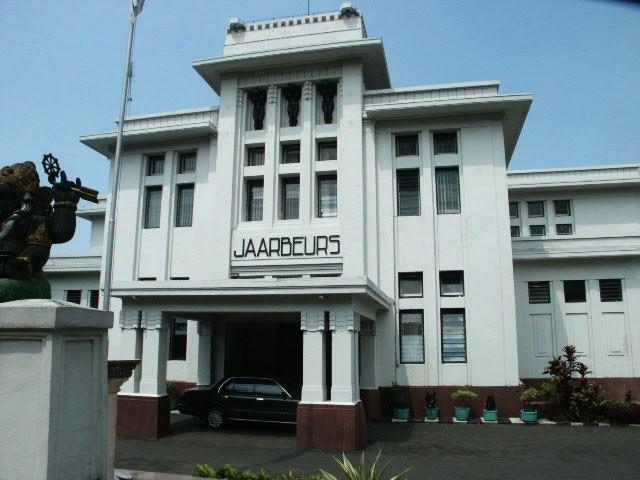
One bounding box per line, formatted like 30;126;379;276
319;451;410;480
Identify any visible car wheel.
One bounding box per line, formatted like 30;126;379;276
207;408;225;429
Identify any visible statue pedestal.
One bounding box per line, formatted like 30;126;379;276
0;299;113;479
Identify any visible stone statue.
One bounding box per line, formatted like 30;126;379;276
0;155;98;302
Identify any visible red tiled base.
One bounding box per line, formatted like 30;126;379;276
296;401;367;452
117;394;170;440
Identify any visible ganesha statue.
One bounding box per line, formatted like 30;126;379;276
0;155;98;302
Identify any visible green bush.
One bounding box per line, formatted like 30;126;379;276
320;452;409;480
520;387;540;411
196;464;321;479
451;388;478;406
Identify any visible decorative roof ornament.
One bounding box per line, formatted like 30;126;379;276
339;2;360;18
228;17;246;33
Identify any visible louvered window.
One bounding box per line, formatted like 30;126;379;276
89;290;99;309
433;131;458;155
246;179;264;221
599;279;622;302
178;152;197;173
175;184;194;227
528;281;551;304
397;169;420;216
441;309;466;363
65;290;81;304
399;272;423;298
399;310;424;364
246;146;265;166
395;134;419;157
435;167;460;214
144;187;162;229
440;271;464;297
281;176;300;220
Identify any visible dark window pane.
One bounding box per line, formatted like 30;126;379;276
554;200;571;216
89;290;99;309
564;280;586;303
318;174;337;218
176;184;194;227
556;224;572;235
233;382;255;394
254;381;284;397
318;141;337;161
247;147;265;166
246;179;264;221
599;279;622;302
440;271;464;296
65;290;81;304
169;318;187;360
528;281;551;304
144;187;162;228
397;169;420;216
511;226;520;238
528;201;545;218
399;310;424;363
281;176;300;220
530;225;546;236
178;152;197;173
441;309;466;363
399;272;422;298
147;155;164;176
509;202;519;218
435;167;460;214
433;131;458;155
396;134;419;156
282;143;300;164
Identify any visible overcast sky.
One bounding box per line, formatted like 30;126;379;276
1;0;638;254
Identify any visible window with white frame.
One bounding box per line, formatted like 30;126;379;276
395;134;419;157
396;169;420;216
433;131;458;155
245;179;264;221
441;309;466;363
439;271;464;296
399;310;424;364
144;186;162;229
280;176;300;220
528;281;551;304
178;152;196;173
317;174;337;218
399;272;423;298
435;167;460;214
527;201;545;218
509;202;519;218
246;146;265;166
530;225;546;237
318;141;337;161
175;184;194;227
554;200;571;216
147;155;164;176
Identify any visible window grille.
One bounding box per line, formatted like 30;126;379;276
399;310;424;363
435;167;460;214
397;169;420;216
528;281;551;304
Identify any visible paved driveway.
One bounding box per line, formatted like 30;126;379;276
116;413;639;479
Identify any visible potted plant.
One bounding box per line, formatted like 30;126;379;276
391;383;411;421
425;389;439;420
451;388;477;421
520;387;540;423
167;381;180;411
483;394;498;421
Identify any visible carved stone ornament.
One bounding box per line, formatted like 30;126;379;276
303;81;313;101
282;84;302;127
247;88;267;130
317;81;338;125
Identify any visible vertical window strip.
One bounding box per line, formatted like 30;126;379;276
176;184;194;227
144;187;162;228
399;310;425;363
318;174;337;218
435;167;460;214
246;179;264;221
178;153;197;173
397;169;420;216
281;177;300;220
89;290;100;308
441;309;466;363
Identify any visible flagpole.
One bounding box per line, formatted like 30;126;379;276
103;1;143;311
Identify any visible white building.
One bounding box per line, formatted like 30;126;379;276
59;5;638;450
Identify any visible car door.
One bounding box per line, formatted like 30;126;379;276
220;379;260;420
253;380;298;423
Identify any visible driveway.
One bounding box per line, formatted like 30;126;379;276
116;413;640;479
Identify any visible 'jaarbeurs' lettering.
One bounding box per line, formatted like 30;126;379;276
233;235;340;258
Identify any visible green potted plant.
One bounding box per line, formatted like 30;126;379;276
391;383;411;421
425;389;439;421
483;394;498;421
167;381;180;411
520;387;540;423
451;388;477;421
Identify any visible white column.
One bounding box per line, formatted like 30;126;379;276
330;310;360;404
187;320;212;386
138;312;168;396
119;310;142;394
300;310;326;402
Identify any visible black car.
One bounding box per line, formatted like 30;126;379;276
176;376;299;429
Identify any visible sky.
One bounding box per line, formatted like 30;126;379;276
1;0;639;254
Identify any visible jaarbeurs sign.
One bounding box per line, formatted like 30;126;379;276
233;235;340;258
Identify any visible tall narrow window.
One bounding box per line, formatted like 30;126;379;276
399;310;424;364
440;271;464;297
280;176;300;220
318;141;337;161
441;309;466;363
147;155;164;176
435;167;460;214
175;184;194;227
89;290;100;309
554;200;571;216
599;279;622;302
246;146;265;166
396;169;420;216
433;131;458;155
509;202;519;218
178;152;197;173
399;272;423;298
246;179;264;221
281;143;301;164
528;201;545;218
317;174;337;218
65;290;81;304
395;134;419;157
528;281;551;304
169;318;187;360
564;280;586;303
144;186;162;229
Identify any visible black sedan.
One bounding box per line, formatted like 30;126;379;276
176;377;299;429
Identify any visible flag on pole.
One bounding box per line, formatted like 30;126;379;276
132;0;145;16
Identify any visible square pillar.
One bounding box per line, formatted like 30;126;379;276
187;319;212;386
300;311;326;402
118;310;142;394
330;311;360;403
117;311;170;440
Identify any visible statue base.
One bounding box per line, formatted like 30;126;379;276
0;276;51;303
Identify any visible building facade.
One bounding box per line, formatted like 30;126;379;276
64;5;639;450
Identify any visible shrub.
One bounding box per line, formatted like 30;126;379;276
451;388;478;406
196;464;320;480
520;387;540;411
390;383;409;410
484;394;497;411
319;452;410;480
425;389;438;409
166;380;180;399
